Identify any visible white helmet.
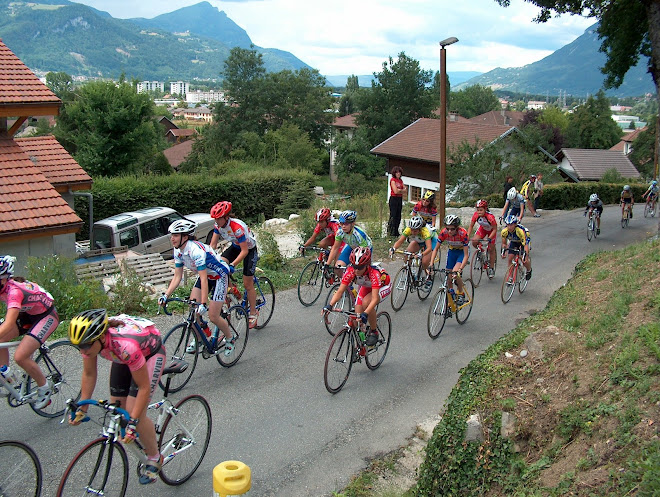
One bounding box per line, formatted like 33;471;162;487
0;255;16;278
507;188;518;200
408;216;424;229
623;185;631;191
168;219;197;234
589;193;599;202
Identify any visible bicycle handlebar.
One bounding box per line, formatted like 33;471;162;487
63;398;130;424
158;297;200;316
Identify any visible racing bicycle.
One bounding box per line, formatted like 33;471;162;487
501;247;529;304
586;209;599;241
226;268;275;329
389;249;435;311
0;439;43;497
297;246;336;306
470;238;496;287
427;269;474;339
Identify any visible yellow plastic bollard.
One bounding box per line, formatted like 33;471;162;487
213;460;251;497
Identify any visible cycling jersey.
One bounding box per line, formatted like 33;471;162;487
412;201;437;225
437;227;469;250
520;180;533;198
501;226;528;246
213;218;257;250
313;219;340;238
470;211;497;233
402;226;432;244
621;190;633;203
508;193;525;210
174;240;231;280
0;279;54;314
586;200;604;212
335;226;372;249
341;264;389;289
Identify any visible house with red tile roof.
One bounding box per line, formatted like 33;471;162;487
609;127;646;156
0;38;92;271
165;127;197;144
555;148;640;182
163;139;194;171
469;110;526;128
330;113;358;180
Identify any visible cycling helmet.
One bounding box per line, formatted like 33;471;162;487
0;255;16;278
530;174;537;180
476;199;488;209
444;214;460;227
315;208;331;222
408;216;424;229
423;190;435;201
652;180;658;186
69;309;108;346
507;188;518;200
339;210;357;223
623;185;631;191
504;214;519;225
349;246;371;267
168;219;197;235
589;193;599;202
210;201;232;219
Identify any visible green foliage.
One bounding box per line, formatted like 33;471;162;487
274;177;315;218
629;119;656;178
45;71;73;100
336;173;385;198
539;181;646;209
601;168;624;182
255;229;284;270
449;84;500;118
112;262;153;314
334;127;387;180
565;90;623;149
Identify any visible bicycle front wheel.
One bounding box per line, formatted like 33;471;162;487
297;261;323;306
390;267;410;311
324;327;354;394
587;218;594;241
416;266;434;301
470;250;484;287
255;276;275;329
324;284;353;336
644;202;651;218
217;305;249;368
159;394;212;486
29;339;83;418
455;279;474;324
518;265;529;293
427;288;448;339
57;438;128;497
366;312;391;370
501;264;516;304
160;323;198;393
0;440;42;497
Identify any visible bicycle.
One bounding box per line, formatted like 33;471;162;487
323;309;391;394
644;194;657;218
159;297;249;393
586;210;599;241
226;268;275;329
621;202;632;228
0;439;43;497
57;360;212;496
0;339;82;418
297;246;336;306
501;247;529;304
322;267;357;337
470;239;496;287
427;270;474;339
389;249;435;311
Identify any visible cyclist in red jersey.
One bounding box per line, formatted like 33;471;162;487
467;199;498;278
299;208;340;252
437;215;470;303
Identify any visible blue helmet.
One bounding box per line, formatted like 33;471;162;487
338;210;357;223
504;214;519;225
652;180;658;186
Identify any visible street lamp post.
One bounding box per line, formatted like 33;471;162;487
439;37;458;226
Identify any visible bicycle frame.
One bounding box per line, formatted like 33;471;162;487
160;299;226;354
0;342;48;406
436;269;462;312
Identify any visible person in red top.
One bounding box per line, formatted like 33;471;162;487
299;208;340;252
437;215;470;303
467;199;498;278
322;247;391;346
388;166;406;236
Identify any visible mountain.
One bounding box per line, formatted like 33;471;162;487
0;0;310;80
324;71;482;88
456;23;654;97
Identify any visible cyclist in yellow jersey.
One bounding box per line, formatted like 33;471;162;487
389;216;433;288
501;215;532;280
620;185;634;220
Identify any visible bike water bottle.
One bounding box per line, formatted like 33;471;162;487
200;320;212;338
358;330;366;342
0;365;18;385
449;288;456;300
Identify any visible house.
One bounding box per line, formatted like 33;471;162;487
165;127;197;144
527;101;546;110
182;107;213;122
163;139;194;171
329;113;358;180
610;127;646;156
555;148;640;182
0;38;92;271
470;110;526;128
157;116;178;133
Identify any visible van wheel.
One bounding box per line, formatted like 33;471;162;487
205;231;214;245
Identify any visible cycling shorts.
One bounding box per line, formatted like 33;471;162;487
355;279;392;307
222;245;259;277
622;197;632;204
338;242;352;265
475;227;496;242
507;241;524;255
109;345;166;398
194;274;228;303
446;249;465;269
17;307;59;344
510;206;522;217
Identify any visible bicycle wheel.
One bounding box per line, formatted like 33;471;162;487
0;440;42;497
159;394;212;486
587;218;594;241
160;323;197;393
455;279;474;324
255;276;275;329
324;284;353;336
501;264;516;304
57;438;128;497
297;261;323;306
644;202;651;218
427;288;448;339
390;267;410;311
416;265;435;301
470;250;484;287
366;311;391;370
324;327;354;394
217;305;249;367
518;264;529;293
27;339;83;418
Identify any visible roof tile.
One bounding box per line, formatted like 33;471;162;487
557;148;640;181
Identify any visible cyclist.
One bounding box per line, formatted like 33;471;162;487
160;219;235;354
584;193;604;235
68;309;166;485
388;216;434;289
323;247;391;346
501;215;532;281
209;201;260;329
642;180;658;211
0;255;58;409
620;184;634;220
467;199;498;278
501;187;526;222
327;210;372;272
520;174;540;217
436;215;470;304
412;191;438;229
299;208;340;253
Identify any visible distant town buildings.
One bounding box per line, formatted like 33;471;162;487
526;100;546;110
170;81;189;96
136;81;164;93
186;89;226;104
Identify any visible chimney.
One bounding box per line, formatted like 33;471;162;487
449;111;458;122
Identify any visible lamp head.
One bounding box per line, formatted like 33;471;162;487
440;37;459;48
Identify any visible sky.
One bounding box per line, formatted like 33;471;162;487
73;0;595;76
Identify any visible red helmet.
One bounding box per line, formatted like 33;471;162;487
315;208;331;222
476;199;488;209
349;246;371;267
210;201;232;219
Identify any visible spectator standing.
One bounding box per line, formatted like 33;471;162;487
388;166;406;237
533;174;544;213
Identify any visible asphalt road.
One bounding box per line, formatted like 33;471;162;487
2;206;657;497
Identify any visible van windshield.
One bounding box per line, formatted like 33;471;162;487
94;227;112;250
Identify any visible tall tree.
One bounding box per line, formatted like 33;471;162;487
630;119;656;177
564;90;622;149
449;84;500;118
45;71;73;100
338;75;360;117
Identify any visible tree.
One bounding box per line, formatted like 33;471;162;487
338;75;360;117
54;80;165;176
564;90;622;149
334;127;386;179
630;119;656;177
356;52;435;147
449;84;500;118
45;71;73;100
519;107;566;154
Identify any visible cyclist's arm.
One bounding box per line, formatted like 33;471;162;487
392;234;406;250
0;307;19;340
230;240;249;267
467;221;476;238
364;287;380;315
163;266;184;300
421;238;432;257
302;231;319;248
128;365;152;422
327;283;348;307
197;268;209;306
78;355;98;414
459;245;469;271
209;232;220;250
327;237;342;266
500;200;509;218
519;201;525;220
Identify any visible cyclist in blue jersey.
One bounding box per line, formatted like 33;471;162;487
327;210;373;273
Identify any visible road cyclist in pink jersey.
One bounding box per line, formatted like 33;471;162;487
160;219;235;355
467;199;498;278
299;207;340;252
209;201;261;329
68;309;167;484
0;255;59;409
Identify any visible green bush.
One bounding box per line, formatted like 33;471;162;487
110;263;153;315
256;229;285;270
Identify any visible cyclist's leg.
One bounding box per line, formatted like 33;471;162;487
243;247;259;326
209;275;231;341
14;310;59;387
0;321;19;368
488;236;497;267
446;250;461;292
318;235;334;249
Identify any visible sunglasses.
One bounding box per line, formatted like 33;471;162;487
76;342;95;351
445;226;457;231
353;264;368;271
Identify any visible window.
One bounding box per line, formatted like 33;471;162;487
119;227;139;248
410;186;421;202
160;212;184;233
94;228;111;249
140;219;166;242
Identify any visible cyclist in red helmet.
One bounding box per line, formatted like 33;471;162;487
467;199;498;278
323;247;391;346
209;201;260;328
299;208;340;254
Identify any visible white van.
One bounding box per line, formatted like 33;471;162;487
92;207;216;257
